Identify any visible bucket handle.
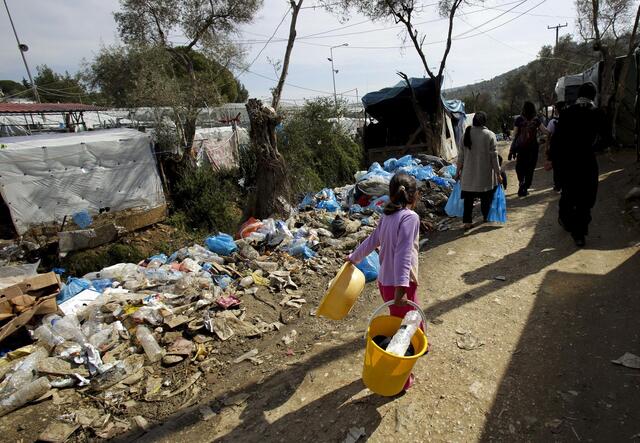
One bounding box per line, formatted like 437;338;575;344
364;300;428;340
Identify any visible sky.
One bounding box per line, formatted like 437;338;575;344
0;0;579;104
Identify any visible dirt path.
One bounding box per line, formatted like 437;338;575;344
131;151;640;443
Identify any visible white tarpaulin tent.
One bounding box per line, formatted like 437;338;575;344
0;129;165;235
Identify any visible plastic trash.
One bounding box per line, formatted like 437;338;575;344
383;158;398;172
147;254;168;268
72;209;93;229
33;324;66;350
0;347;48;397
136;325;164;363
43;314;87;345
439;164;457;179
444;182;464;217
237;217;264;239
52;267;66;275
487;186;507;223
299;194;315;209
349;204;363;214
386;310;422;357
367;195;390;214
205;233;238;256
213;275;233;289
0;377;51;418
287;239;316;259
355;251;380;282
429;176;452;188
315;188;340;212
90;279;113;293
57;277;93;304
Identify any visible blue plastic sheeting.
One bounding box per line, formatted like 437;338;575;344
443;99;465;114
362;78;435;108
487;186;507;223
356;251;380;282
299;194;315;208
205;233;238;256
57;277;93;304
148;254;168;264
444;182;464;217
72;210;93;229
350;204;363;214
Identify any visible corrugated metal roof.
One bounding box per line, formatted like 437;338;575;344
0;102;104;114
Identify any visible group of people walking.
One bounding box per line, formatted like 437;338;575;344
455;81;607;247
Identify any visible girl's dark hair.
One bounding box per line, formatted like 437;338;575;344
384;173;418;215
522;101;537;120
463;111;488;149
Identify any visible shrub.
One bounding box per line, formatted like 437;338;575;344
279;97;364;195
171;165;243;234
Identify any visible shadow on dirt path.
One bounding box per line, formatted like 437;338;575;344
479;251;640;441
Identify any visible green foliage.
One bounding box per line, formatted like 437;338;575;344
25;65;89;103
171;166;243;234
62;243;146;276
0;80;26;97
278;97;364;195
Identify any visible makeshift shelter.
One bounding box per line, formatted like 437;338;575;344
192;125;249;170
555;51;639;148
0;129;166;236
362;78;466;163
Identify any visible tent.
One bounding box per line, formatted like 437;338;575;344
362;77;465;162
0;128;165;235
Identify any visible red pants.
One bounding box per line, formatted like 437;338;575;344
377;281;422;327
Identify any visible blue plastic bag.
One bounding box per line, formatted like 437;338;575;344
487;186;507;223
349;204;363;214
299;193;315;209
356;251;380;282
430;176;452;188
383;158;398;172
316;199;340;212
57;277;93;303
399;164;435;182
444;182;464;217
205;233;238;256
72;210;93;229
91;279;113;293
213;274;233;289
288;240;316;259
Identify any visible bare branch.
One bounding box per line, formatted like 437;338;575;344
438;0;463;79
271;0;304;109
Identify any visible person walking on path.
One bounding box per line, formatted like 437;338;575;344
545;101;565;192
455;112;503;230
347;172;421;390
549;83;607;247
509;101;549;197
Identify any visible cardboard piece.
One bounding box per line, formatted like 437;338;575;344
0;272;60;344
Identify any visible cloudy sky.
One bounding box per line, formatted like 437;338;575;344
1;0;578;103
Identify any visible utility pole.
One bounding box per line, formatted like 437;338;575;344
547;23;568;47
3;0;40;102
328;43;348;108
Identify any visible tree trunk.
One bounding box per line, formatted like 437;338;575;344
245;99;289;219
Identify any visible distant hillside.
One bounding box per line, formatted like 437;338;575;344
443;65;527;103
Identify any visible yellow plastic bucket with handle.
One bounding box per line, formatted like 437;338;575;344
316;262;365;320
362;301;429;396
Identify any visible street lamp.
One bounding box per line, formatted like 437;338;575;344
3;0;40;102
328;43;348;108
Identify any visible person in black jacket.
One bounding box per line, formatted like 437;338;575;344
549;82;607;247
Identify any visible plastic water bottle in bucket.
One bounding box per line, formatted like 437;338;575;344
362;301;428;396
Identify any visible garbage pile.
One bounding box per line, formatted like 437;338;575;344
0;153;456;439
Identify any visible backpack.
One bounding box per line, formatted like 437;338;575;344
511;117;538;153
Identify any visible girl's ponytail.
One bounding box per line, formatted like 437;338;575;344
384;173;418;215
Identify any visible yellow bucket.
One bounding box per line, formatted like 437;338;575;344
316;262;365;320
362;301;428;396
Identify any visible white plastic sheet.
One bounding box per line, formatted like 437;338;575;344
0;129;165;234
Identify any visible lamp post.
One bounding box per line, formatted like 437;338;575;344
3;0;39;102
328;43;348;108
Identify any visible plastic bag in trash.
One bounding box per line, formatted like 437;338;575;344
367;195;390;214
356;251;380;282
439;164;457;179
91;279;113;293
350;204;363;214
299;193;316;209
429;176;453;188
72;209;93;229
237;217;264;239
213;275;233;289
487;186;507;223
288;239;316;259
398;164;435;181
57;277;93;304
316;199;341;212
205;233;238;256
444;182;464;217
383;158;398;172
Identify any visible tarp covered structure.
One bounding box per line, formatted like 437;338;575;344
0;129;165;235
362;77;465;161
